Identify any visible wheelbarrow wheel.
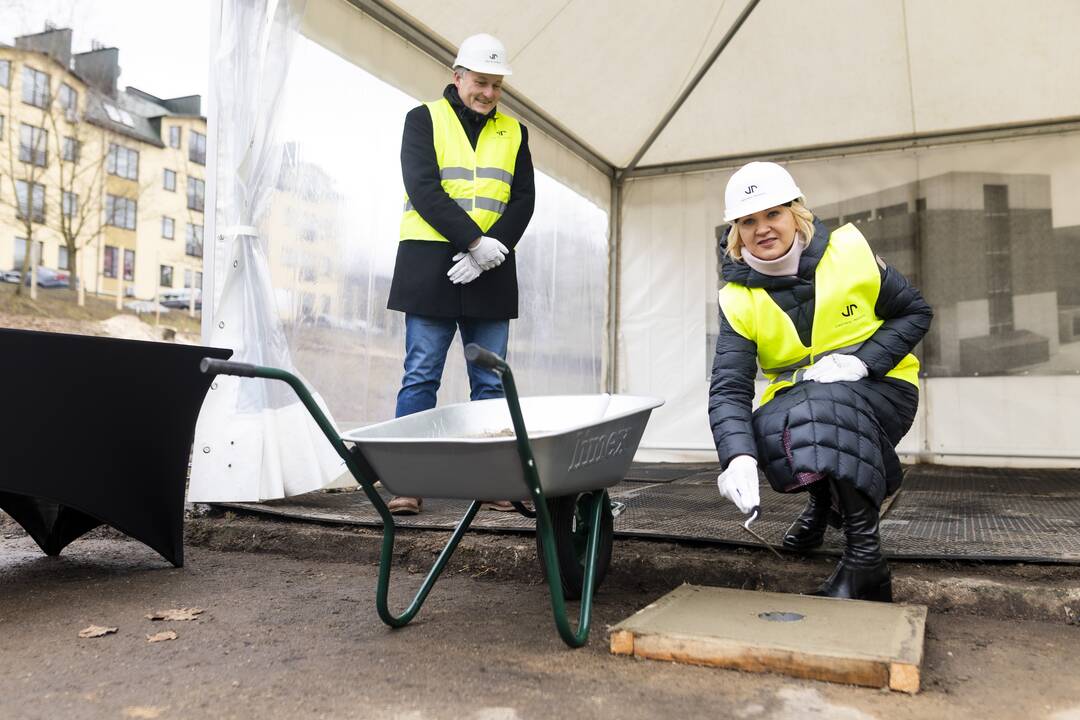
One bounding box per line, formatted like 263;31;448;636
536;492;614;601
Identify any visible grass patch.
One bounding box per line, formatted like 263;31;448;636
0;282;202;335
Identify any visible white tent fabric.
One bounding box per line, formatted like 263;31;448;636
376;0;1080;168
203;0;1080;475
191;0;347;501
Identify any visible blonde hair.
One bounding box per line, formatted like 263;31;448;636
726;199;815;262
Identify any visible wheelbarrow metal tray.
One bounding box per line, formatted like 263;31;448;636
342;394;663;501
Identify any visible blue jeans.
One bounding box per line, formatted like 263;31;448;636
395;314;509;418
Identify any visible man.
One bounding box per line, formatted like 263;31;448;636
386;33;536;515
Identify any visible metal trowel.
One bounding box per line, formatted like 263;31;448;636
741;506;785;561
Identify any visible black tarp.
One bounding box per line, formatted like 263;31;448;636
0;328;230;566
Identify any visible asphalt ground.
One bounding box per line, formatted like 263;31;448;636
4;512;1080;720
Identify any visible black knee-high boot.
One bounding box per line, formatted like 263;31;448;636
812;480;892;602
782;480;833;551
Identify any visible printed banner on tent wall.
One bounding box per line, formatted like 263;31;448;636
707;132;1080;379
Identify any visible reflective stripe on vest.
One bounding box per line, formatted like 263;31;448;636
718;223;920;406
399;98;521;242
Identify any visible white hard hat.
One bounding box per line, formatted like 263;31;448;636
723;161;803;222
453;33;513;76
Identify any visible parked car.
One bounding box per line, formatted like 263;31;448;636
1;270;22;284
23;267;70;288
159;289;202;310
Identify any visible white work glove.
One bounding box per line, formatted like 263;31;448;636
717;455;760;514
447;252;482;285
801;354;868;384
468;235;509;271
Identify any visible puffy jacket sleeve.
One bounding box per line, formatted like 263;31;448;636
853;260;934;377
708;310;760;467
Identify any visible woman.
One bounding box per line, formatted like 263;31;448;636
709;161;932;602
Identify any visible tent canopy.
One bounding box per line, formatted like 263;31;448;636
358;0;1080;174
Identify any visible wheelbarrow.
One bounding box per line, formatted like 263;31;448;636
200;344;663;647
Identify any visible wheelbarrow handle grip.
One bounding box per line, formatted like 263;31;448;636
200;358;259;378
464;343;507;372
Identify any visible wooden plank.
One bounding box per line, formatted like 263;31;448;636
889;662;921;694
609;630;635;656
627;633;890;689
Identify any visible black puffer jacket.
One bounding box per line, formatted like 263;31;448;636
708;220;933;505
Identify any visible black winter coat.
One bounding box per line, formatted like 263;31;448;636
708;220;933;506
387;85;536;320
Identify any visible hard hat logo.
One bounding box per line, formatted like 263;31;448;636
744;185;758;195
489;53;498;60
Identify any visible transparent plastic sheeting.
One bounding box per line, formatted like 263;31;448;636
622;131;1080;461
190;0;347;502
203;32;608;490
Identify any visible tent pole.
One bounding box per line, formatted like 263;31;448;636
624;115;1080;179
619;0;760;180
605;174;621;394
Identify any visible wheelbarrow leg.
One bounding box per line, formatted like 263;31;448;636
343;451;481;629
534;488;607;647
198;360;480;632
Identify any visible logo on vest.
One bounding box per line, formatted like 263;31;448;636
744;184;758;195
841;303;858;317
495;129;508;136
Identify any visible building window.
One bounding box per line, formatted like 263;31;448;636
0;59;10;88
169;125;181;149
184;269;203;289
160;265;174;287
162;216;175;239
103;103;135;128
62;136;80;163
187;176;205;212
63;191;78;218
189;130;206;165
123;249;135;282
163;169;176;191
58;245;70;271
58;83;78;122
103;245;118;278
984;184;1014;336
14;238;44;268
186;223;204;257
21;66;50;108
19;123;48;166
0;114;5;140
15;180;45;223
107;143;140;180
106;194;137;230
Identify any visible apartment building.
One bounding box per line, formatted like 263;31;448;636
0;26;205;303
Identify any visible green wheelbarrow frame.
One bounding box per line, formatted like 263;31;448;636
201;344;608;648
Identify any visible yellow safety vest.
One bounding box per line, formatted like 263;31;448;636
718;223;920;406
399;98;522;242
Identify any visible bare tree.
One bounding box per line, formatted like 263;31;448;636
1;69;52;296
43;98;109;303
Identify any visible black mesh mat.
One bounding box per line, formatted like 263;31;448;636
221;464;1080;563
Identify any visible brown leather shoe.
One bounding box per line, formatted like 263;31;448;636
388;496;422;515
480;500;516;512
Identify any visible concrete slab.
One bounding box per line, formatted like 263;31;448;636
610;584;927;693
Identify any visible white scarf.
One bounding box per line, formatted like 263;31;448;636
742;233;804;277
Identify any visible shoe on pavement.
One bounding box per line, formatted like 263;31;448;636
388;496;423;515
480;500;516;512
